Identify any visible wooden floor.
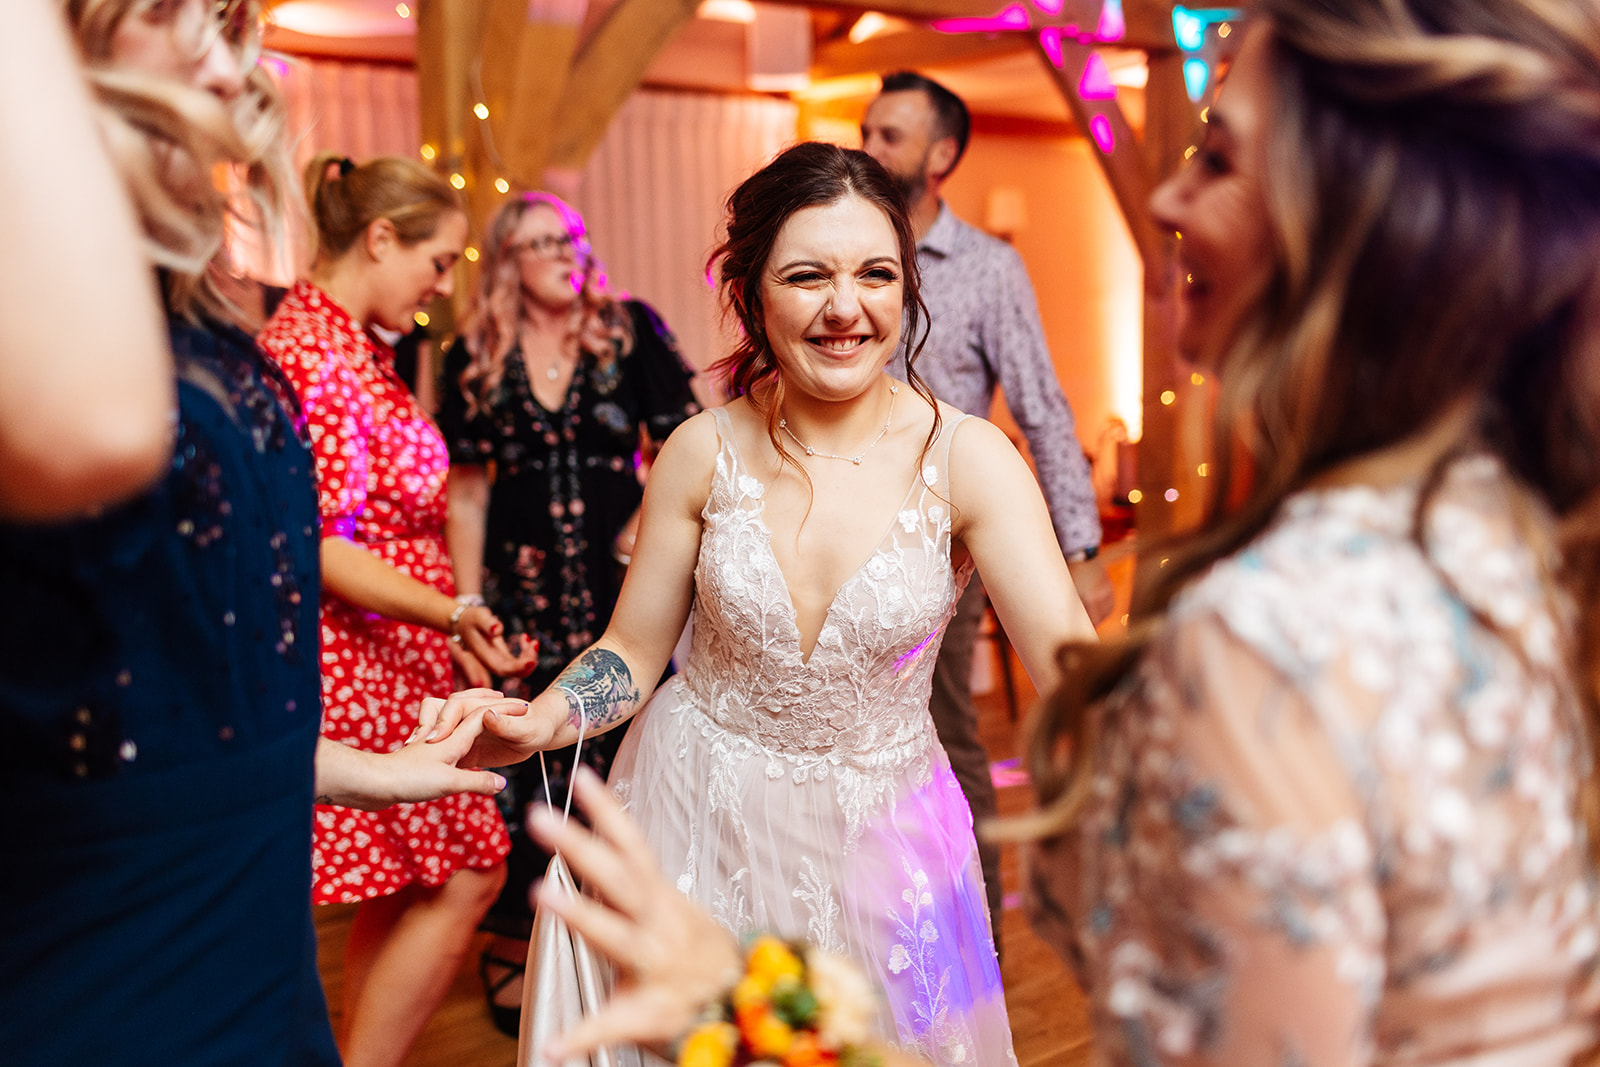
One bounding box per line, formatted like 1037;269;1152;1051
313;550;1137;1066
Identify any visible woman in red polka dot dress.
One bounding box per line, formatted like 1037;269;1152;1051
259;153;536;1067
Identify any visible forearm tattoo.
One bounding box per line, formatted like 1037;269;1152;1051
554;648;640;732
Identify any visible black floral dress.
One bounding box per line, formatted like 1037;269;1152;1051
439;299;699;935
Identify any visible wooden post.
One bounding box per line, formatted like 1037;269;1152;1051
1032;36;1162;269
546;0;703;170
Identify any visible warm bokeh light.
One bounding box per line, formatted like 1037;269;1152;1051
419;144;435;161
414;311;430;327
464;247;480;262
696;0;756;22
494;178;510;194
449;173;465;189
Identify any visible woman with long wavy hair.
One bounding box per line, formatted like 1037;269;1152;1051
0;2;518;1063
438;1;1600;1064
438;191;700;1033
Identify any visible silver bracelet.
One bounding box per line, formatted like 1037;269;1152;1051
455;593;487;608
448;601;471;635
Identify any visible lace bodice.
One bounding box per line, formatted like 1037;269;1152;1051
612;408;1015;1066
673;408;973;780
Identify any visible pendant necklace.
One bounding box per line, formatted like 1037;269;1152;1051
779;385;898;466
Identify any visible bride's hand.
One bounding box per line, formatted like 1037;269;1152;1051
528;767;742;1060
417;686;571;767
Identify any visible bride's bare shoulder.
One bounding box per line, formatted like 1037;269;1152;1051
648;408;726;511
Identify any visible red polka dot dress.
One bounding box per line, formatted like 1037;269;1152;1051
260;280;509;905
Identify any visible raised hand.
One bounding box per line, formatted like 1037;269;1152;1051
454;606;539;678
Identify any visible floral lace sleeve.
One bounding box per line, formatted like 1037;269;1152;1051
1036;465;1600;1066
1038;612;1388;1067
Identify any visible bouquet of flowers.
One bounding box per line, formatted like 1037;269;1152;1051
676;935;882;1067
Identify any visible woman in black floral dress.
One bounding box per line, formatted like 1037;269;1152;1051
439;192;698;1032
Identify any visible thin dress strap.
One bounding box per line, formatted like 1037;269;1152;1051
926;412;972;498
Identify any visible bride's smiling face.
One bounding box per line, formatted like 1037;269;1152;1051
760;194;905;405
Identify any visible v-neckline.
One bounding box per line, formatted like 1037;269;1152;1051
514;342;577;416
718;413;927;668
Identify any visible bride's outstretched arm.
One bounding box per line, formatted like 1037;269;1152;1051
948;417;1098;697
431;411;720;768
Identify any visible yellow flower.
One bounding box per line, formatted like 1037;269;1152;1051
747;936;805;987
677;1022;738;1067
732;973;772;1009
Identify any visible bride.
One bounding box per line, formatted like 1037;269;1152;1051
448;141;1095;1063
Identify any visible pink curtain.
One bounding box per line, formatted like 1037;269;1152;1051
239;55;420;283
574;90;797;392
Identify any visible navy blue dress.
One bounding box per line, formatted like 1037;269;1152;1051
0;316;338;1065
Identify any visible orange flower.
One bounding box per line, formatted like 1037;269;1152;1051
783;1030;840;1067
745;1008;796;1059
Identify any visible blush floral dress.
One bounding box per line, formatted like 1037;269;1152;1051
610;409;1016;1066
1032;456;1600;1066
260;280;508;904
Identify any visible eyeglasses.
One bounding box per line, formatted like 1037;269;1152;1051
206;0;262;72
512;233;578;261
161;0;260;74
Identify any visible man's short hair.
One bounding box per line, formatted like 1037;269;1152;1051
879;70;972;171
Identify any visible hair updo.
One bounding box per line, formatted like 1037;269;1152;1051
303;152;462;262
708;141;939;472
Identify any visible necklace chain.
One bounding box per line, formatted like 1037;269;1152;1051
779;385;898;466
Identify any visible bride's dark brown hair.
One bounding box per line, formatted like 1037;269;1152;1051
708;142;941;476
1027;0;1600;836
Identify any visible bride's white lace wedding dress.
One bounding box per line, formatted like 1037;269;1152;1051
610;407;1016;1066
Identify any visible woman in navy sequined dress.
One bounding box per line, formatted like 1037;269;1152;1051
0;3;514;1063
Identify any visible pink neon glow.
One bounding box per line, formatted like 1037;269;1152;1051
931;3;1029;32
1078;52;1117;99
1090;114;1115;152
1031;0;1064;12
892;628;940;675
1038;27;1065;68
1096;0;1126;41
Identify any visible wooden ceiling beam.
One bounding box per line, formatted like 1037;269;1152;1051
491;3;586;191
1033;36;1162;268
546;0;701;170
812;27;1030;78
769;0;1179;53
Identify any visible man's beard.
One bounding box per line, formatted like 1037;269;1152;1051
886;149;931;207
889;170;926;208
